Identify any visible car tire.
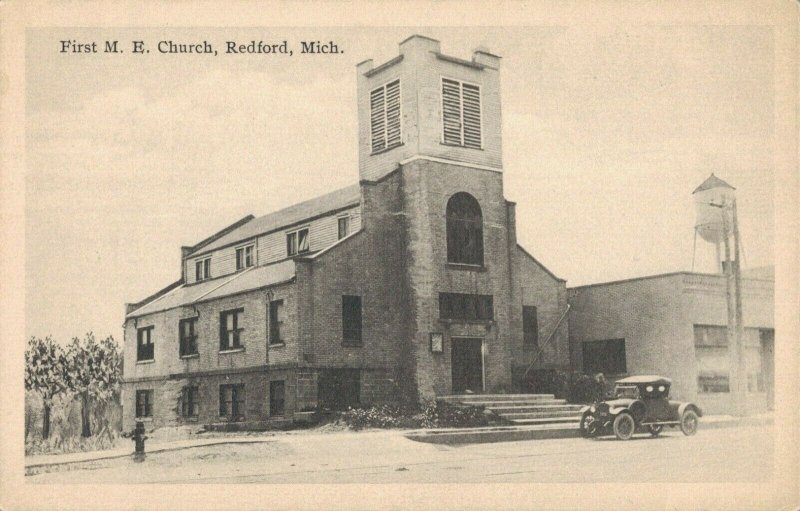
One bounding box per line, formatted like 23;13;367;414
613;413;635;441
680;409;699;436
648;425;663;437
580;412;596;438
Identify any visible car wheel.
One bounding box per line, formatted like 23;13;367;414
579;413;591;438
680;410;699;436
612;413;635;440
648;425;663;437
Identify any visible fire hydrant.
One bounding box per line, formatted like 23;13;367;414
131;420;148;462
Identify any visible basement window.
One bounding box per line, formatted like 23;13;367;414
136;389;153;418
219;384;245;420
370;79;401;153
182;386;199;418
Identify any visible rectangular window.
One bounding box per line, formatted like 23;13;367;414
698;373;730;393
219;308;244;351
441;78;481;149
438;293;493;321
135;389;153;418
286;228;310;256
137;326;154;361
582;339;626;375
235;245;254;270
694;324;728;346
695;324;730;393
342;295;362;345
270;380;285;416
269;299;284;345
195;257;211;281
219;384;245;419
370;79;401;153
337;216;350;240
523;305;539;348
182;386;199;418
179;317;198;357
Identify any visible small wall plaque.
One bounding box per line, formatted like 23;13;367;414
430;332;443;353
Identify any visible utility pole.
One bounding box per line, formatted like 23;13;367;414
693;174;746;416
720;198;746;415
732;198;746;414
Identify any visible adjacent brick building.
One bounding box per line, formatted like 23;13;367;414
567;268;774;415
122;35;570;430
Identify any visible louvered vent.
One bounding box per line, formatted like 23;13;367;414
441;78;482;149
370;79;401;153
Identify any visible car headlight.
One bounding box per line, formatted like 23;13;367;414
646;385;654;392
590;406;596;413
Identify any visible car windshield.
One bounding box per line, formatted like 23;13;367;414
615;385;639;399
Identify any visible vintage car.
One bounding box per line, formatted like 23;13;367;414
579;375;702;440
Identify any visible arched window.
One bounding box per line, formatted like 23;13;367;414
446;192;484;265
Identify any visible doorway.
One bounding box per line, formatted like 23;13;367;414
451;337;484;394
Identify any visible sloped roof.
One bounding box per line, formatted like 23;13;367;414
692;173;735;194
190;184;361;256
127;259;295;318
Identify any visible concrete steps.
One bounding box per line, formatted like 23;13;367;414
438;394;584;426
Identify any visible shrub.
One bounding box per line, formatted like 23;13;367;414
417;400;495;429
336;401;502;431
339;404;406;430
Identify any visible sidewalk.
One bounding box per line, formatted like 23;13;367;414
25;412;773;470
405;412;774;445
25;436;276;470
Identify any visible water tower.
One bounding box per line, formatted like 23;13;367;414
692;173;747;415
692;173;736;273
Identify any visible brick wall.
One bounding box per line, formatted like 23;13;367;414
122;369;298;431
296;170;416;405
358;36;502;183
568;273;774;412
401;158;514;398
123;282;298;382
512;246;570;377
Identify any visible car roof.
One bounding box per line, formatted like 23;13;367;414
616;375;673;385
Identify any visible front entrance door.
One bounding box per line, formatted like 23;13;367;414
451;338;484;393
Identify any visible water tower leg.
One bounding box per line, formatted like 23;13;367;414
715;240;722;274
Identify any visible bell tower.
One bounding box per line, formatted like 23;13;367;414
356;35;503;182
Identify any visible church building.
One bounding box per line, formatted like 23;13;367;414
122;35;569;429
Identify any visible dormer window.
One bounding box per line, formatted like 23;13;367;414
441;78;481;149
195;257;211;281
236;244;254;270
370;79;401;153
286;228;309;257
337;215;350;240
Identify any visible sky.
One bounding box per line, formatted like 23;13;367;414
25;25;775;344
